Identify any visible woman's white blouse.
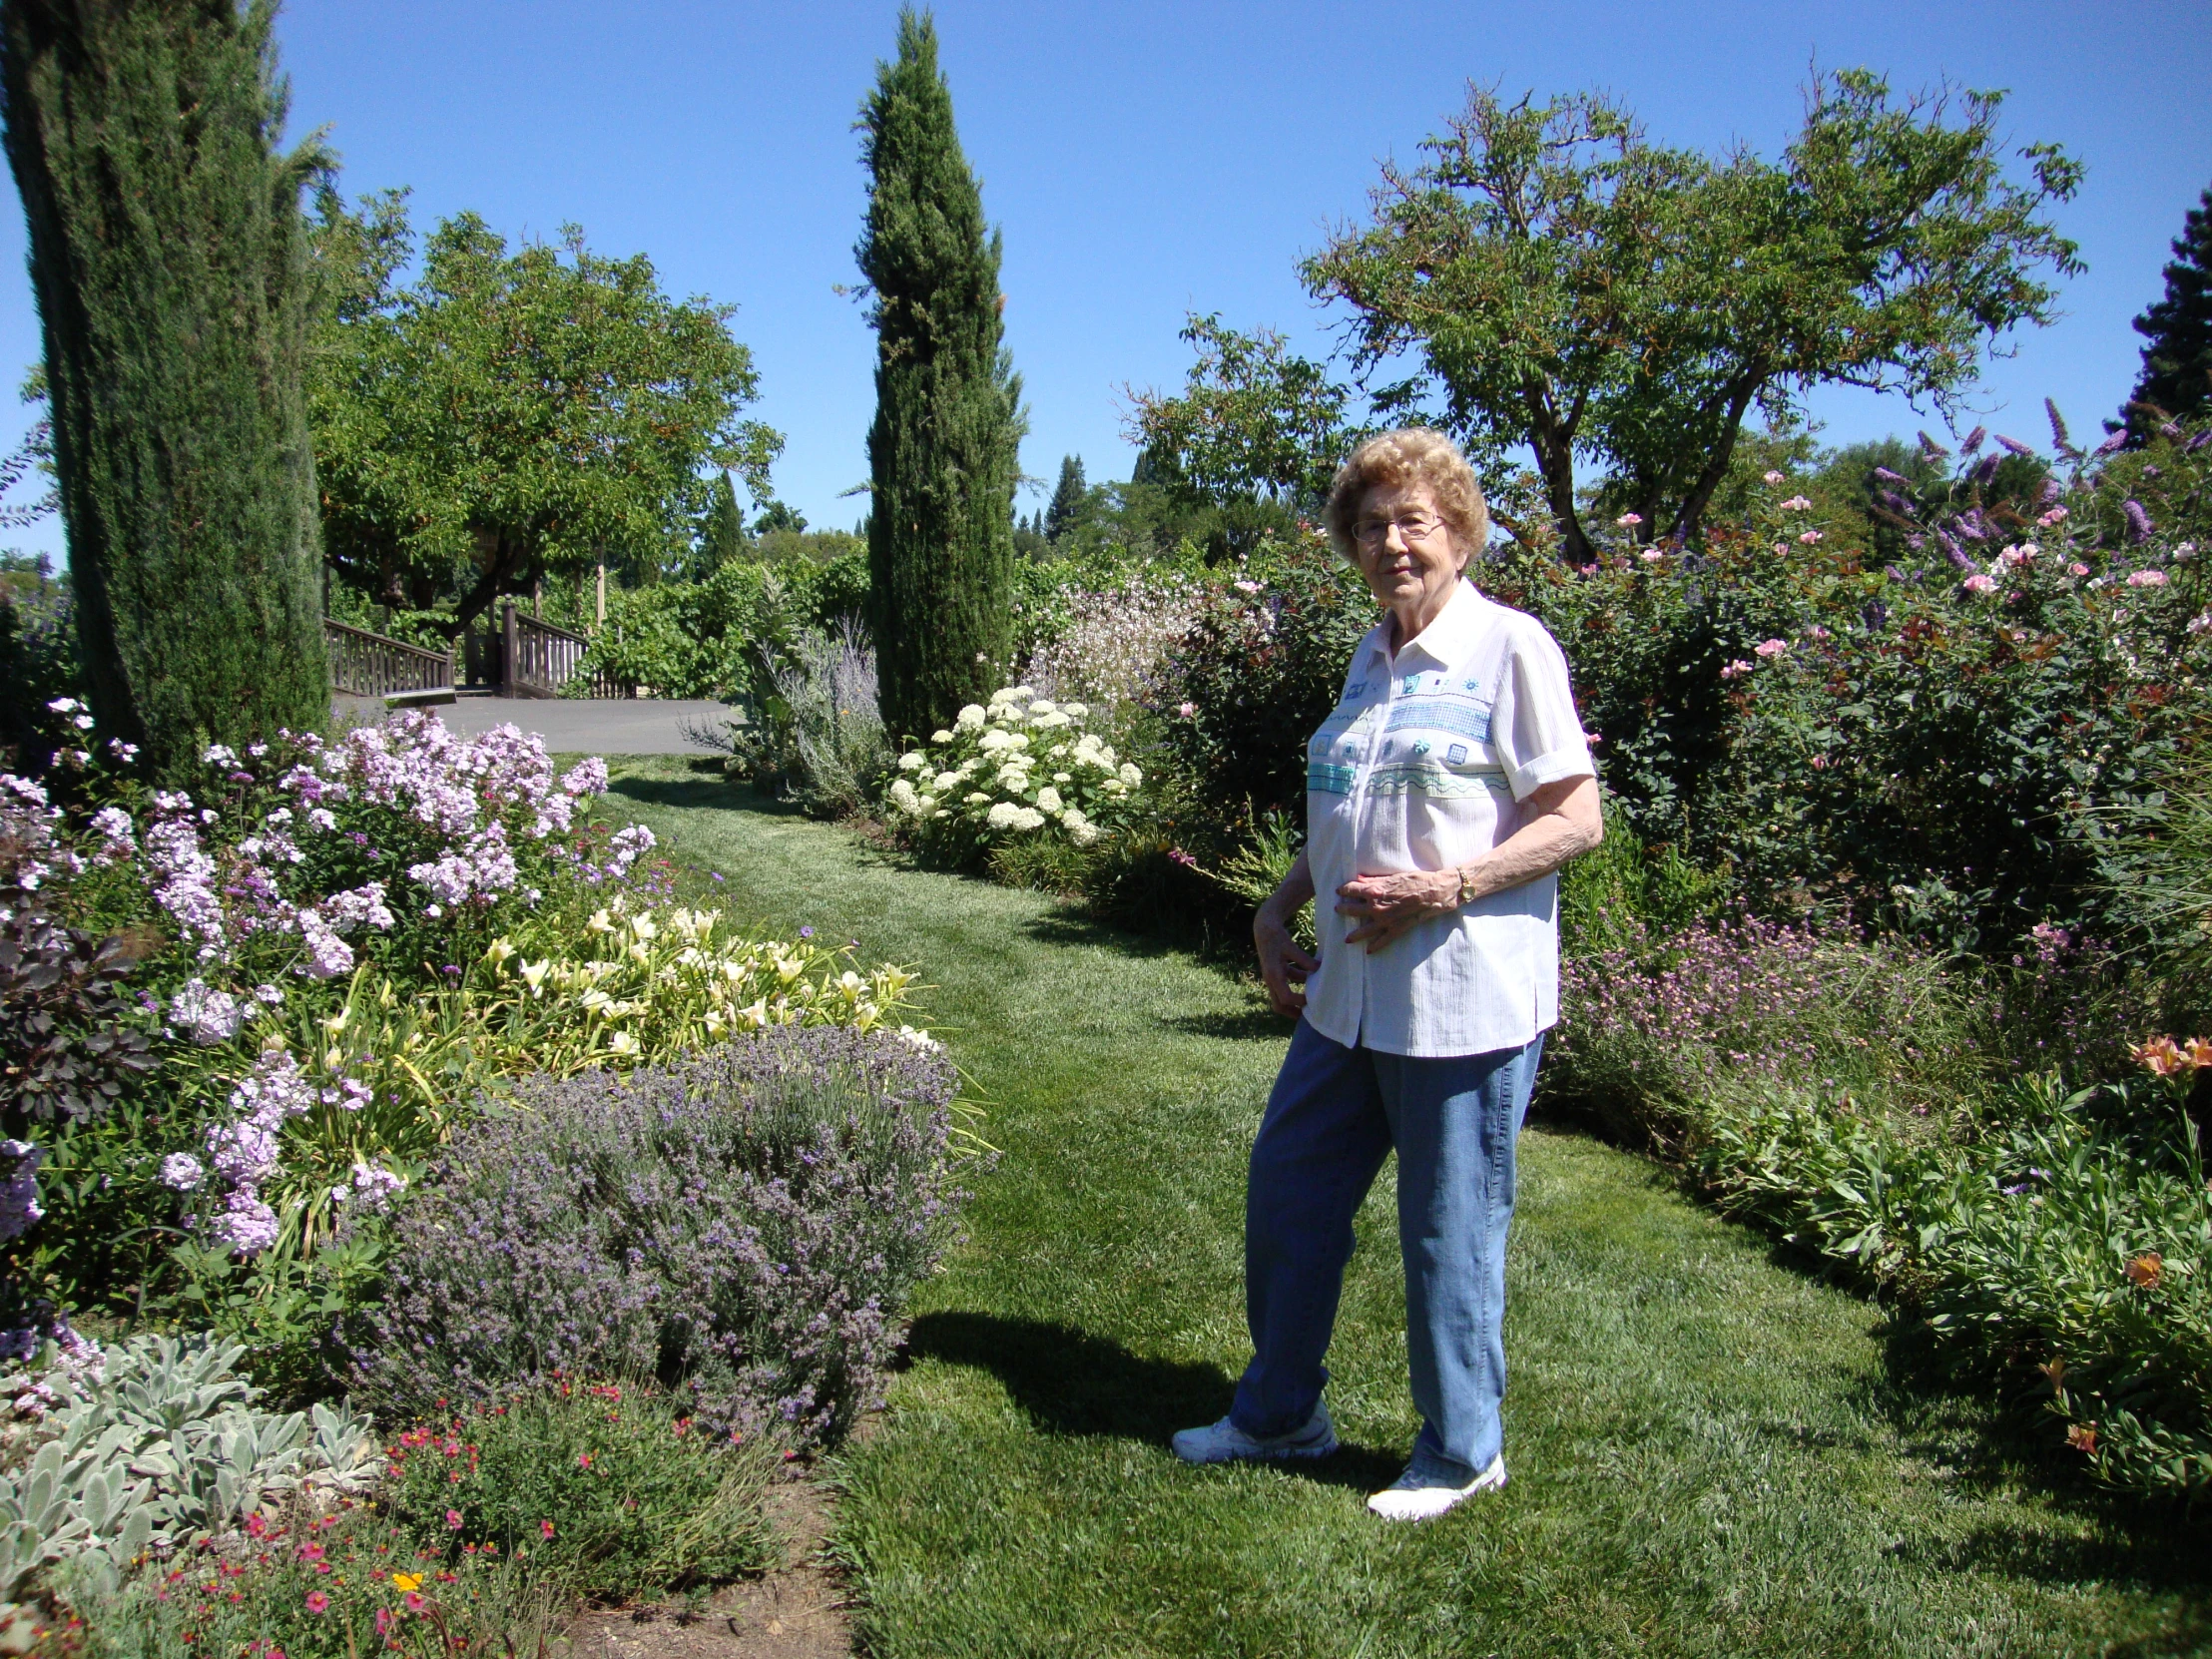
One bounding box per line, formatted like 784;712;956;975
1302;579;1593;1058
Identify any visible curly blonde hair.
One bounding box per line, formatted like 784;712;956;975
1323;428;1488;565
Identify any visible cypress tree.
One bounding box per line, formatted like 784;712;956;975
2126;183;2212;431
1;0;328;775
857;8;1023;742
1044;453;1086;541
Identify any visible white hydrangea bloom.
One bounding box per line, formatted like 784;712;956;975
1012;808;1046;830
1035;787;1063;813
1028;700;1056;716
898;752;927;772
932;730;954;744
965;792;992;807
956;705;986;729
978;730;1012;753
1070;821;1100;845
1119;763;1143;788
986;802;1019;830
934;771;962;794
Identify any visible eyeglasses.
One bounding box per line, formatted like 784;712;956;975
1353;513;1445;548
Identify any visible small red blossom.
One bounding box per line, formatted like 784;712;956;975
539;1520;555;1540
445;1509;464;1530
304;1591;330;1615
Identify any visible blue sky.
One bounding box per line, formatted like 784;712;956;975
1;0;2207;563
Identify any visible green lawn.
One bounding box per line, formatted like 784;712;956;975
607;760;2208;1659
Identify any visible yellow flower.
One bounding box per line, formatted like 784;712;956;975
391;1573;422;1592
484;938;517;967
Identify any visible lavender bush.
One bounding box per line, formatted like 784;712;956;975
359;1023;968;1445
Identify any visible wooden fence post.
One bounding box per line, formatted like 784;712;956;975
502;599;518;698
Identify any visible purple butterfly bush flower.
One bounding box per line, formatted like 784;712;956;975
2123;499;2154;543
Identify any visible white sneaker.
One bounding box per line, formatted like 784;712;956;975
1171;1402;1338;1464
1366;1451;1506;1521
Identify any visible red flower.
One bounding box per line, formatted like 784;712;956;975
304;1592;330;1615
445;1509;464;1530
539;1520;555;1540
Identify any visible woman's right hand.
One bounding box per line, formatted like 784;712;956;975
1255;902;1321;1019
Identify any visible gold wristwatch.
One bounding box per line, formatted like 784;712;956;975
1454;865;1476;907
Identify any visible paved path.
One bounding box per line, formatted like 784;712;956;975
332;692;737;755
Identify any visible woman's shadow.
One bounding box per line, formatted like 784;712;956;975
899;1310;1405;1492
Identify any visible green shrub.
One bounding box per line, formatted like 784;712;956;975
383;1380;778;1604
1692;1067;2212;1499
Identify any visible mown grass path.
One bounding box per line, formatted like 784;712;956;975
607;762;2205;1659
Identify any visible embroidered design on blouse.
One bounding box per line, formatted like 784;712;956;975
1382;694;1493;745
1359;760;1505;798
1307;761;1359;795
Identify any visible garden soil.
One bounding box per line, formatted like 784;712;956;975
565;1470;850;1659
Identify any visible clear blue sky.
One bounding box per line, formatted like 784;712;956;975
1;0;2207;563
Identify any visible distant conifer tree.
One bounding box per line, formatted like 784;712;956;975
857;7;1023;741
2125;183;2212;434
698;470;749;574
1;0;329;774
1044;454;1088;542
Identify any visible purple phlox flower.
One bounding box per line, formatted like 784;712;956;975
799;925;815;938
170;977;245;1046
160;1152;205;1191
0;1142;43;1243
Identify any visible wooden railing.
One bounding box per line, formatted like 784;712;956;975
325;619;453;697
502;601;637;699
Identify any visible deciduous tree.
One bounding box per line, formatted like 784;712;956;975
309;194;780;627
1305;73;2082;560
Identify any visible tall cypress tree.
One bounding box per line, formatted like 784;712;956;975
697;470;749;575
857;8;1022;742
1;0;328;775
2126;183;2212;431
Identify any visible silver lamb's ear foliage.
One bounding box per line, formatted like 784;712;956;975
0;1326;382;1601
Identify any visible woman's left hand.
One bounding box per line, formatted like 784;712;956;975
1335;868;1461;954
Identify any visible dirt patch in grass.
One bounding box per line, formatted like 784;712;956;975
565;1469;849;1659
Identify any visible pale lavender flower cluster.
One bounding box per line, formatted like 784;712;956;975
169;977;245;1046
0;1321;104;1416
197;1050;316;1255
0;1142;44;1243
0;775;82;898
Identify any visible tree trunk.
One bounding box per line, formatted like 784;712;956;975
1670;372;1768;545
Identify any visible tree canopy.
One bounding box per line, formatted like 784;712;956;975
1125;313;1354;515
309;191;781;627
1303;72;2082;560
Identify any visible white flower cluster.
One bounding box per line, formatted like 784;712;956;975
885;686;1144;850
1018;574;1198;717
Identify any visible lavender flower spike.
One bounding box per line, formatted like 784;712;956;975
2045;398;2072;451
2094;431;2128;456
2123;499;2154;544
1918;430;1951;460
1995;433;2036;458
1959;426;1987;454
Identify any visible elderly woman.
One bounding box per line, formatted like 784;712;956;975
1173;428;1602;1522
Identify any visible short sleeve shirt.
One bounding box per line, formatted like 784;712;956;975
1303;579;1594;1058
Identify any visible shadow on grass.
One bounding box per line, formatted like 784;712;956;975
900;1310;1405;1492
1157;1006;1299;1043
607;774;810;819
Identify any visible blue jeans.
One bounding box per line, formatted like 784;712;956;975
1230;1018;1544;1484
